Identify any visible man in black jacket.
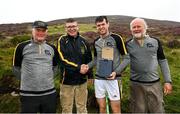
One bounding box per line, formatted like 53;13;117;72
57;18;92;113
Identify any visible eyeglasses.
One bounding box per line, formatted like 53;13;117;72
66;25;78;29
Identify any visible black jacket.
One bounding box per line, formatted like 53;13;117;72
57;33;92;85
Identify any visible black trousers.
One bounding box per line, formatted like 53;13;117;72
20;92;57;113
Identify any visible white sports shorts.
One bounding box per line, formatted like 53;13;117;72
94;79;120;101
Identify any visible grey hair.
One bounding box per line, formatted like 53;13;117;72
130;18;148;30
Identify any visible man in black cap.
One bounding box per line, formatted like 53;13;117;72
13;20;60;113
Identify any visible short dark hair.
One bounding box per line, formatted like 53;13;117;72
66;18;77;23
95;16;108;24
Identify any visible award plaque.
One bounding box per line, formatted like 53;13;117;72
98;47;114;78
98;59;113;78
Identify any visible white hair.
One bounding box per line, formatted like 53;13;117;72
130;17;148;30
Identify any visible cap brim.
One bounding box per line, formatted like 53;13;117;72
33;26;47;29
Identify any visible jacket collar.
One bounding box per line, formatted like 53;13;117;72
100;32;111;39
67;32;80;40
31;37;46;44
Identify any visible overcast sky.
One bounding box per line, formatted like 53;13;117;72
0;0;179;24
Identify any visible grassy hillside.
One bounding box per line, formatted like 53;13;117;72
0;17;180;113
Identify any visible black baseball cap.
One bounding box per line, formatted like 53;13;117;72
32;21;48;29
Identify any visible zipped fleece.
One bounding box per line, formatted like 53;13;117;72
57;33;92;85
88;33;127;79
119;35;172;83
13;39;59;96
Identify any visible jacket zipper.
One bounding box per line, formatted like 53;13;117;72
81;41;87;51
39;44;42;54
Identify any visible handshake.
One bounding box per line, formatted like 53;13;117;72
80;64;89;74
79;64;116;80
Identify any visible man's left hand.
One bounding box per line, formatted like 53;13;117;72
164;83;172;95
107;72;116;80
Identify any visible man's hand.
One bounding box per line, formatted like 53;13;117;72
80;64;89;74
164;83;172;95
107;72;116;80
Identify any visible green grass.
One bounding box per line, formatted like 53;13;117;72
48;23;96;35
48;24;65;35
0;94;20;113
78;24;96;33
0;47;14;78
